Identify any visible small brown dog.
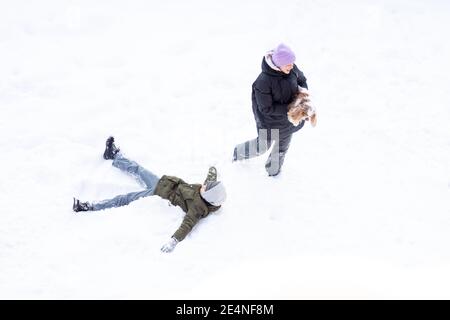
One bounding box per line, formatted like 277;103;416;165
287;88;317;127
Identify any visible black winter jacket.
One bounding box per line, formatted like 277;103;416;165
252;56;308;130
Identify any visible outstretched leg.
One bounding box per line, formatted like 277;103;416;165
91;189;154;211
112;154;160;193
233;128;272;161
73;137;161;213
103;136;160;191
73;155;159;213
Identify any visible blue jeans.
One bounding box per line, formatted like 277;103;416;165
92;154;160;211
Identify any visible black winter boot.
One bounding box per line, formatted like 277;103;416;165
73;198;93;212
103;136;120;160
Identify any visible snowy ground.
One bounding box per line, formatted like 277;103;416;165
1;0;449;299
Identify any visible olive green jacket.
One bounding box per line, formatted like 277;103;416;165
153;175;221;241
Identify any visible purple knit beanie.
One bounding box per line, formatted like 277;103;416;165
271;43;296;67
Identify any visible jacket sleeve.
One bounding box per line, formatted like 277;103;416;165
295;67;308;89
254;79;288;116
172;207;202;242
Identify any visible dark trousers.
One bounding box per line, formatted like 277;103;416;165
233;127;294;176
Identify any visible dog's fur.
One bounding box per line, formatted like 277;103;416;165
287;89;317;127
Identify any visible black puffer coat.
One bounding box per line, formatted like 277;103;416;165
252;55;308;130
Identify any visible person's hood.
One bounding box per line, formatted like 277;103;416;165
261;51;285;77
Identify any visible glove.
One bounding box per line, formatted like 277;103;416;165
161;237;179;253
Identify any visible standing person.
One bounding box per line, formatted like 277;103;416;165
73;137;227;253
232;43;309;176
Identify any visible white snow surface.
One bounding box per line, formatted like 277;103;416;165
1;0;449;299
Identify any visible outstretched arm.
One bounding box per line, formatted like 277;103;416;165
172;210;201;242
160;207;203;253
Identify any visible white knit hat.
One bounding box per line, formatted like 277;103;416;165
200;181;227;206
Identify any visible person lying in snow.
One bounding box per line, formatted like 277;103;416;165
232;43;311;177
72;137;227;253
